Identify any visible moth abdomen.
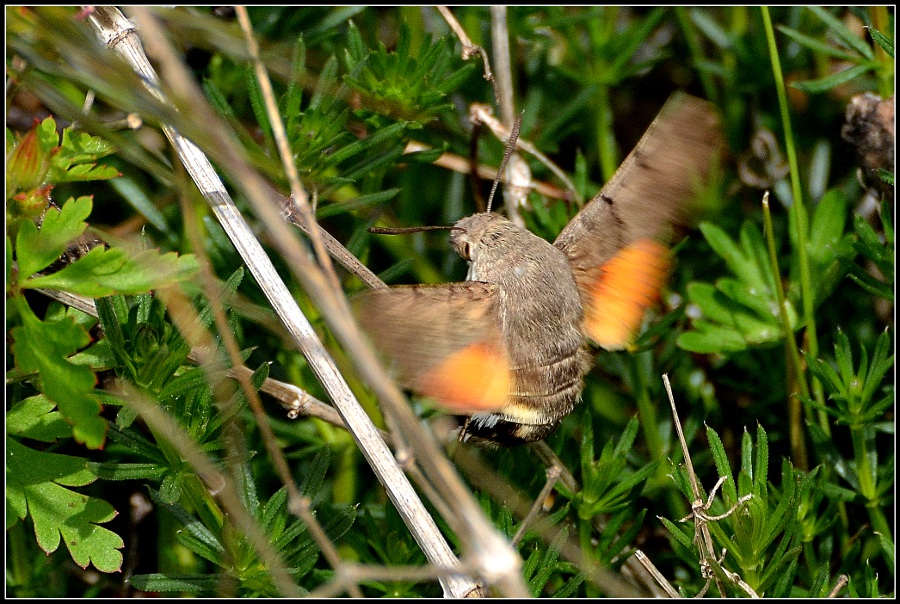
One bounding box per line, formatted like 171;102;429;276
460;346;590;446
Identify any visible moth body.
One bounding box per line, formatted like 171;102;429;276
450;213;590;445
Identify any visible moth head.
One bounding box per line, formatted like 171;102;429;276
450;212;510;263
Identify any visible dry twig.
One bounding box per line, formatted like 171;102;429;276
85;6;525;597
661;374;757;598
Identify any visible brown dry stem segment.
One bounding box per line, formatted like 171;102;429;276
582;238;670;349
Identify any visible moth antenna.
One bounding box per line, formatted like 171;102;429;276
485;110;525;214
369;225;458;235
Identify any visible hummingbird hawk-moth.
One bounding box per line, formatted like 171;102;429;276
355;92;723;447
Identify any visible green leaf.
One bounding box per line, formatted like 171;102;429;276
14;196;92;279
807;189;849;266
315;188;400;218
23;246;198;296
36;116;60;153
706;425;737;502
128;573;230;593
807;7;874;59
87;462;168;481
690;7;734;49
300;446;331;500
753;424;769;495
775;25;859;61
790;63;875;93
866;27;894;58
108;177;170;233
701;222;772;292
150;489;226;565
659;515;695;551
5;395;72;442
6;437;124;573
10;298;107;448
678;282;784;353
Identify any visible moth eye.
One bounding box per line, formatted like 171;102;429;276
459;241;472;260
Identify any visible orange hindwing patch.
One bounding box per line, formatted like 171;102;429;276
582;239;671;349
414;342;510;413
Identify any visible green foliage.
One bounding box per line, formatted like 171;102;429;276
13;196;198;297
663;426;808;597
127;452;356;597
6;421;124;574
574;416;657;519
849;196;894;301
781;7;891;93
5;116;200;586
9;298;107;447
806;330;894;562
6;117;118;212
679;221;799;353
342;21;476;127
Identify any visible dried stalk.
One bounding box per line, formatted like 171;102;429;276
470;103;581;203
489;5;527;226
403;140;569;201
631;550;680;598
661;374;757;598
436;6;496;101
85;6;524;597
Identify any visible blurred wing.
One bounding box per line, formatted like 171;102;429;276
352;283;510;413
554;92;723;348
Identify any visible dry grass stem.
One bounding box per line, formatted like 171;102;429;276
436;6;496;102
403;140;569;200
488;6;528;226
87;6;522;597
510;464;561;547
470;103;581;203
662;374;757;598
453;445;645;597
631;549;680;598
827;574;849;598
234;6;343;297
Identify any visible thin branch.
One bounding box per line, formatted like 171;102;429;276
403;140;570;201
273;185;387;290
631;549;680;598
470;103;581;203
827;574;849;598
489;5;527;226
234;6;342;296
452;444;646;597
86;6;523;597
527;440;580;495
436;6;497;103
170;181;363;595
662;373;725;596
511;464;560;547
34;286;351;435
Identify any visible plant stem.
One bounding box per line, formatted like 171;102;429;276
6;520;29;592
595;84;617;182
850;424;892;541
761;7;829;436
761;194;809;470
628;353;662;461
